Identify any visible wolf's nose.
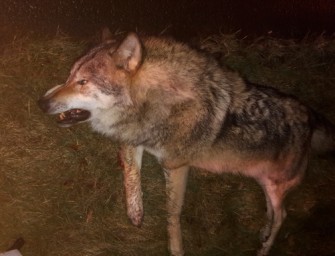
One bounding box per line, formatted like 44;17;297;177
37;97;50;113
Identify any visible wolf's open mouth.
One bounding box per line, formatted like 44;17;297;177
56;109;91;126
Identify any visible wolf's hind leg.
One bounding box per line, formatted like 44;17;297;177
164;166;189;256
257;180;288;256
119;145;144;227
257;156;306;255
259;188;274;242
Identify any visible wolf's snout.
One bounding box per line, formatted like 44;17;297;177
37;97;50;113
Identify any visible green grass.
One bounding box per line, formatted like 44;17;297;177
0;33;335;255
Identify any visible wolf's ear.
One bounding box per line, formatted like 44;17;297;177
113;32;142;73
101;27;113;42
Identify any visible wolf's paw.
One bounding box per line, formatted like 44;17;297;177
257;240;272;256
257;247;270;256
257;248;267;256
260;224;271;242
170;249;184;256
128;208;144;227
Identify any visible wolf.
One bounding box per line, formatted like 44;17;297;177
38;31;335;255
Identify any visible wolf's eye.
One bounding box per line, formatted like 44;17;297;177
77;79;88;86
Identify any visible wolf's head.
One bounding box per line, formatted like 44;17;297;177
38;32;142;127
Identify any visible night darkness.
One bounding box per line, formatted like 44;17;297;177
1;0;335;40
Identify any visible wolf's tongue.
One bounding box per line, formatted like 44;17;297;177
56;109;90;126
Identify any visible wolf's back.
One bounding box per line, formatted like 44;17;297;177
311;111;335;154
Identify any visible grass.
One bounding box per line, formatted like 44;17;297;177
0;32;335;256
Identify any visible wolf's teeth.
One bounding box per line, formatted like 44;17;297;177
59;112;65;120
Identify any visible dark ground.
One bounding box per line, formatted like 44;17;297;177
1;0;335;41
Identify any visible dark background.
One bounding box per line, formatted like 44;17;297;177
1;0;335;40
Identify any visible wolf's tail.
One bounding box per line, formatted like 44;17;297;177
311;111;335;154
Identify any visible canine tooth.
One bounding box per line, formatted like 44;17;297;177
59;112;65;120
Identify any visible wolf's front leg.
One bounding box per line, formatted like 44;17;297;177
119;145;144;227
164;166;189;256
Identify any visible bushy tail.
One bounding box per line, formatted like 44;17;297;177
311;111;335;154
